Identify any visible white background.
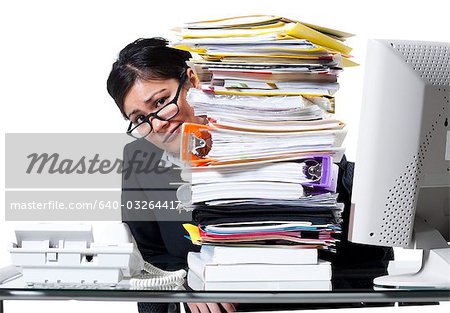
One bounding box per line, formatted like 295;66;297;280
0;0;449;312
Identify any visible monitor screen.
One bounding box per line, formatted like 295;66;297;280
348;39;450;288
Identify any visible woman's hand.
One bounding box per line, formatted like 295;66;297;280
186;302;237;313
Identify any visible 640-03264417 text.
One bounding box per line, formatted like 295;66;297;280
8;200;183;211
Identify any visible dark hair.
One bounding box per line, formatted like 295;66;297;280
106;37;192;119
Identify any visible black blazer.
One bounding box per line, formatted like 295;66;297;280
121;139;199;269
319;156;394;280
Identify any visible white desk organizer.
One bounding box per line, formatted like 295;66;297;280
8;223;137;285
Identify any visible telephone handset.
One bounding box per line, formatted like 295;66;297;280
9;223;186;287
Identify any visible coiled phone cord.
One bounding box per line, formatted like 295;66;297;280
130;261;187;288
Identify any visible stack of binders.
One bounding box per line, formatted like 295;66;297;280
172;15;354;290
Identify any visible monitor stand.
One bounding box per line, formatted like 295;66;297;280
374;218;450;288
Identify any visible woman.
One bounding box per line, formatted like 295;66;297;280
107;37;393;313
107;37;236;313
107;37;205;153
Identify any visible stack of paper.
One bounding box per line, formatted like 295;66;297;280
180;122;346;166
173;15;354;290
186;88;342;130
187;270;332;291
173;15;356;102
188;253;331;282
184;199;343;247
187;246;332;291
197;221;339;247
180;156;340;202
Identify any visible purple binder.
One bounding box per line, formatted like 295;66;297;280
301;155;337;193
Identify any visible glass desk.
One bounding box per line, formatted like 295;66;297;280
1;264;449;313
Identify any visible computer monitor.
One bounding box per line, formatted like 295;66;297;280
349;39;450;288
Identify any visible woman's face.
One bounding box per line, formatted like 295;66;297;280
123;69;202;153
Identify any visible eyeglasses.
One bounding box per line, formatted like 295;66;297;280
126;70;187;139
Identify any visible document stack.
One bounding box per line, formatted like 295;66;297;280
173;15;354;290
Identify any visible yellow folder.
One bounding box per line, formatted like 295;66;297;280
177;15;353;56
287;23;352;55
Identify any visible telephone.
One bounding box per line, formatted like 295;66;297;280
8;223;186;288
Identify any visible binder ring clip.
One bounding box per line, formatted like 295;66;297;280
187;127;213;158
189;134;206;157
305;160;322;181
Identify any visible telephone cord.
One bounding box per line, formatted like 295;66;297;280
129;262;187;288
